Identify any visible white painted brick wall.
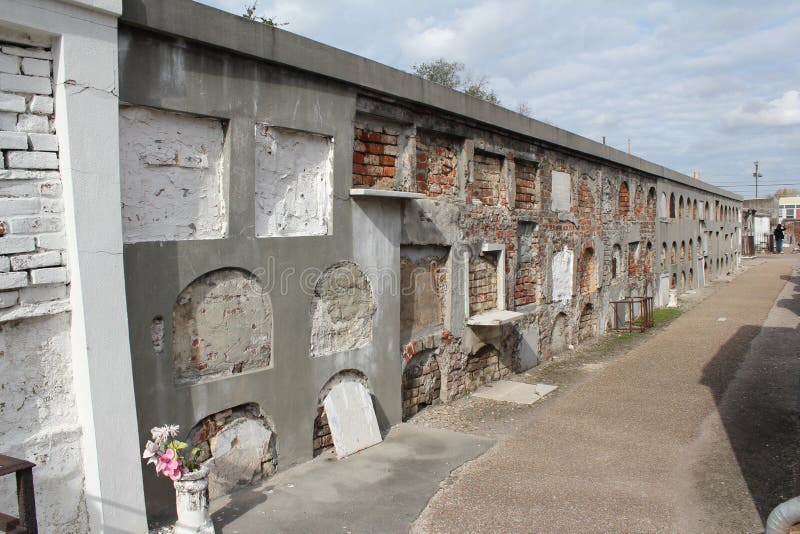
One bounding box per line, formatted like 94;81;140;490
0;130;27;148
0;271;28;289
0;42;85;534
0;41;68;318
0;92;25;112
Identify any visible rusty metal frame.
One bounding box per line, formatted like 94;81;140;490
609;296;654;333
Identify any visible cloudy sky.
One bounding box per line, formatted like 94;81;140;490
198;0;800;198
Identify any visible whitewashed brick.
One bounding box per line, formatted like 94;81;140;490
36;232;65;250
1;46;52;60
0;271;28;290
40;198;63;213
0;112;15;130
0;92;25;112
7;151;58;169
0;197;39;215
29;95;53;114
0;74;51;95
0;169;59;181
0;256;9;272
19;285;67;304
28;133;57;152
0;290;19;308
0;181;38;197
0;236;35;254
21;58;49;77
7;215;62;234
38;180;61;196
16;113;48;133
30;267;67;285
10;251;62;271
0;130;26;149
0;53;19;74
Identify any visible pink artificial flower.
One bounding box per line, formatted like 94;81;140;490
155;449;184;481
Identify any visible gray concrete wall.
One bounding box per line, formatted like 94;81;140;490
119;25;402;519
117;0;742;523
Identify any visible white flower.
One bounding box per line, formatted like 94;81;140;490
142;440;161;466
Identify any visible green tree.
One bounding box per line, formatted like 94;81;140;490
410;58;464;89
411;58;500;105
242;1;287;26
463;75;500;105
771;188;800;199
515;102;532;117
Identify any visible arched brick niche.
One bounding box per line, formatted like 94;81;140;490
310;262;375;357
578;246;597;295
187;403;277;499
550;312;569;355
313;370;371;456
173;269;272;386
578;304;596;342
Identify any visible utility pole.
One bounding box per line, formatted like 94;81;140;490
753;161;762;199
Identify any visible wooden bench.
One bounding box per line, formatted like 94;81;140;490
0;454;37;534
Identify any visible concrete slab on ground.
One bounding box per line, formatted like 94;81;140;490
210;423;493;533
472;380;558;404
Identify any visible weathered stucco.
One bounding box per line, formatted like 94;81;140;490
310;262;375;357
254;125;333;237
173;269;272;385
400;246;448;334
551;247;574;303
0;313;87;532
119;106;227;243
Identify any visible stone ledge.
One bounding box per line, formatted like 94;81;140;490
349;188;426;200
466;309;524;327
0;298;69;323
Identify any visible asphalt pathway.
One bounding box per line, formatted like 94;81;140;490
414;257;800;533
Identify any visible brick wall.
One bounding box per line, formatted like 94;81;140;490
618;181;630;217
464;345;512;392
515;222;537;306
469;252;498;316
0;43;68;314
402;350;441;420
416;131;458;197
514;160;536;210
352;123;398;189
471;152;504;206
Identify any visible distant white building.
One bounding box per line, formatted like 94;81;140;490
778;196;800;220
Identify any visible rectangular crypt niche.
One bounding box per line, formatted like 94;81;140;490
415;130;461;198
514;159;538;210
400;246;449;337
352;115;415;191
468;244;505;317
254;125;333;237
119;106;228;243
471;151;504;206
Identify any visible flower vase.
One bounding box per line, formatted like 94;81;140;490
173;465;214;534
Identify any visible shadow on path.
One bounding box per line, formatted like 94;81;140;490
701;271;800;521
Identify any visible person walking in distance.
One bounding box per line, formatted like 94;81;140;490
774;223;785;254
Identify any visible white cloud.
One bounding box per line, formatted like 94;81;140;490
723;90;800;128
195;0;800;196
